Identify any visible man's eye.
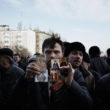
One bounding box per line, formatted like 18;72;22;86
80;53;83;56
54;51;59;54
45;51;51;54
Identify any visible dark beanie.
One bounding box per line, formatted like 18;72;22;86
70;42;86;54
0;48;13;58
83;52;90;63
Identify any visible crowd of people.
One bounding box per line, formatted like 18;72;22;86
0;34;110;110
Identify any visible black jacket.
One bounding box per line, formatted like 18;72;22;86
10;69;92;110
94;73;110;110
79;66;95;97
0;64;25;110
50;69;93;110
90;57;110;77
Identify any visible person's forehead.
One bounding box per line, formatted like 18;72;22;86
45;43;62;50
14;55;20;57
71;50;83;53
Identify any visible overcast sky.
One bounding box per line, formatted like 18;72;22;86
0;0;110;53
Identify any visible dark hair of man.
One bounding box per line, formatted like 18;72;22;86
42;34;64;53
107;48;110;56
89;46;101;58
14;53;21;58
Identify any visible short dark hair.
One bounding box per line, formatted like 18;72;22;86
14;53;21;57
107;48;110;56
42;34;64;53
89;46;101;58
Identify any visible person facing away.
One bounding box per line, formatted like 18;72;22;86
89;46;110;77
83;52;100;84
0;48;25;110
94;72;110;110
81;52;96;97
106;48;110;66
25;35;93;110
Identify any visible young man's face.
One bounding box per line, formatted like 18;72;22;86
13;55;21;63
43;43;63;68
68;50;83;68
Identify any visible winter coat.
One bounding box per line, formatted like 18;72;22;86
50;69;93;110
0;64;25;110
94;73;110;110
89;57;110;77
79;66;95;97
6;68;93;110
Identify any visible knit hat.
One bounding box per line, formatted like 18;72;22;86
70;42;86;54
0;48;13;58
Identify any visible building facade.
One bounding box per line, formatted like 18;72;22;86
0;30;36;55
35;30;51;54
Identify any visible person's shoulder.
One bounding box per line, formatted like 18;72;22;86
75;69;83;76
11;64;25;75
74;69;85;81
96;73;110;88
99;73;110;82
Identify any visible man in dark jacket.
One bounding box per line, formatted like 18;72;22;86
25;35;93;110
106;48;110;66
94;73;110;110
13;53;26;71
64;41;95;97
0;48;25;110
89;46;110;77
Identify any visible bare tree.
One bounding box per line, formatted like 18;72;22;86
12;45;31;57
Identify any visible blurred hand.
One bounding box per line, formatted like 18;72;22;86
59;63;75;86
25;62;41;78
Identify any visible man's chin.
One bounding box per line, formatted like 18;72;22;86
72;63;80;68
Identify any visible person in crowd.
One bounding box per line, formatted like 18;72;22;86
106;48;110;66
94;72;110;110
64;41;95;97
0;35;93;110
82;52;100;84
0;48;25;110
81;52;96;97
89;46;110;77
25;35;93;110
13;53;26;71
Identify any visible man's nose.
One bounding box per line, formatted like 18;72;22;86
50;52;56;59
76;54;81;59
